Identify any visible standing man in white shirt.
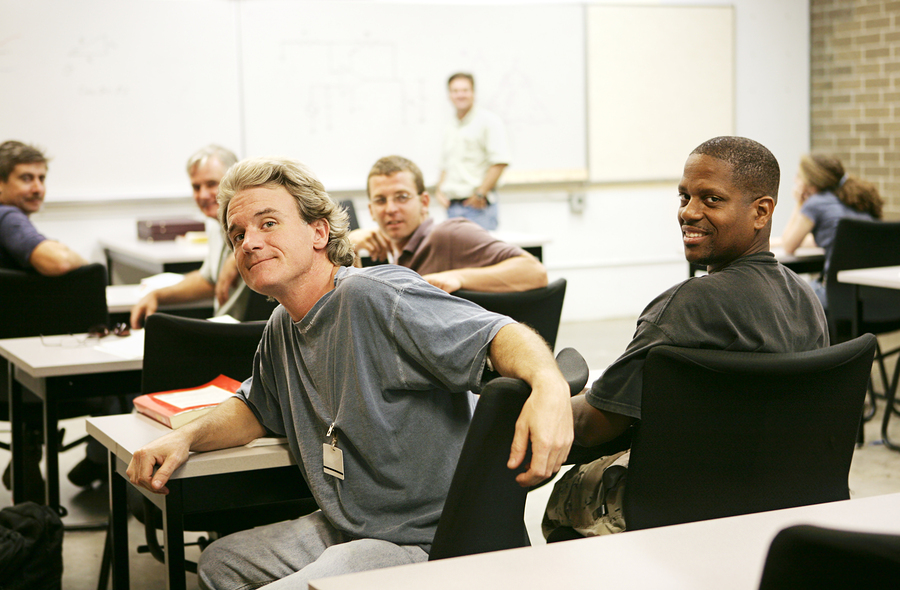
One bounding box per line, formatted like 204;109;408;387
434;73;511;231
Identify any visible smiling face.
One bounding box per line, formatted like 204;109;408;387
367;171;430;248
189;157;228;219
226;184;330;301
678;154;772;272
0;162;47;215
448;77;475;118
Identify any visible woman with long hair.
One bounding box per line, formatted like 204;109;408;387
781;154;883;306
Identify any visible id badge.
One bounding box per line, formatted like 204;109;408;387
323;443;345;480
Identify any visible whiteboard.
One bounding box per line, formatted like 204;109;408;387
587;5;735;182
239;1;587;190
0;0;241;201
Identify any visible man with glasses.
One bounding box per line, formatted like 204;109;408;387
349;155;545;293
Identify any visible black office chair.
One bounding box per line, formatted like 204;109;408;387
826;218;900;447
452;278;567;352
758;524;900;590
622;335;876;531
338;199;360;231
97;313;315;588
0;263;113;500
429;347;589;560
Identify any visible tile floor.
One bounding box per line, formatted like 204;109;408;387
2;317;899;589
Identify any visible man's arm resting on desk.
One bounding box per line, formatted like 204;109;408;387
127;397;266;495
572;394;634;447
130;270;215;328
424;253;547;293
489;323;573;487
29;239;88;276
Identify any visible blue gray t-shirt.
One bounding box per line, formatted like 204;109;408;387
235;264;514;547
0;205;46;270
801;191;875;274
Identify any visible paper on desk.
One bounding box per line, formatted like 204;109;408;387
94;329;145;359
139;272;185;292
207;314;239;324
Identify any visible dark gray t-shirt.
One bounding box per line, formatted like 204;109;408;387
235;264;513;546
0;205;46;270
587;252;829;420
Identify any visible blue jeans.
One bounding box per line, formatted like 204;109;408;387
197;510;428;589
447;200;499;230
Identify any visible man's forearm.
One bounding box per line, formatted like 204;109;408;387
435;254;547;293
476;163;508;196
152;271;215;305
183;397;266;452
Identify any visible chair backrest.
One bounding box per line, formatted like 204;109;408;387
141;312;266;394
452;278;566;352
338;199;360;231
826;218;900;341
0;263;109;339
429;347;589;560
623;334;877;531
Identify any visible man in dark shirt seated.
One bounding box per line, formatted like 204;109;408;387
349;155;547;293
0;140;87;274
547;136;830;537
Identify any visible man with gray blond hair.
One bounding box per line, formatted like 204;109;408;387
127;156;573;588
130;145;251;328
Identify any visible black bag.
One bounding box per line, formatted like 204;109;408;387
0;502;63;590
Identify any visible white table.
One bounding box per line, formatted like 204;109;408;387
100;236;208;284
106;284;214;315
0;333;143;512
87;413;307;590
837;264;900;450
309;492;900;590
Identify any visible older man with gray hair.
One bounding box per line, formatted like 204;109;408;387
130;145;251;328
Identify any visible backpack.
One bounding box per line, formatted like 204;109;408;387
542;450;630;538
0;502;63;590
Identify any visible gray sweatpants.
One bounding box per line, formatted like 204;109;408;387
197;510;428;589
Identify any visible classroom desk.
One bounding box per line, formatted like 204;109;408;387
309;492;900;590
86;413;308;590
689;246;825;277
106;284;214;322
0;333;143;514
837;264;900;451
100;237;208;284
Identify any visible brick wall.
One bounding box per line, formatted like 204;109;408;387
811;0;900;218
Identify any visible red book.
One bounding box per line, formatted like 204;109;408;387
133;374;242;429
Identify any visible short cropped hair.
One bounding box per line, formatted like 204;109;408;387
366;156;426;197
217;157;356;267
0;141;47;182
447;72;475;89
690;136;780;203
186;145;238;176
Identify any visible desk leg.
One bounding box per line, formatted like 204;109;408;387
43;395;62;514
8;361;24;504
110;455;130;590
163;483;187;590
882;355;900;452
